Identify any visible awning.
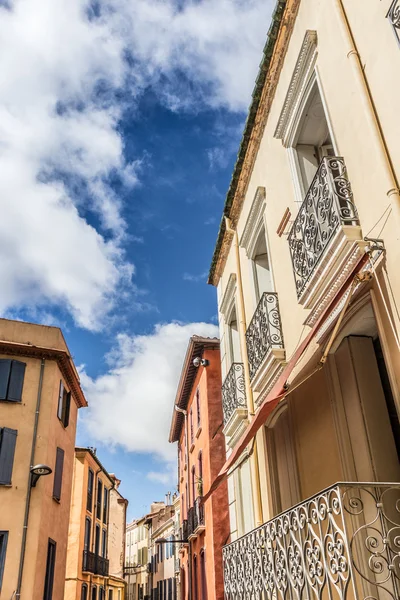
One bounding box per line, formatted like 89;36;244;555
203;251;371;503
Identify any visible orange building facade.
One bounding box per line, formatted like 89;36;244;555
169;337;229;600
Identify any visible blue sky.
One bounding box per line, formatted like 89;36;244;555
0;0;272;520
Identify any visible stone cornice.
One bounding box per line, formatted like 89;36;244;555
209;0;301;286
274;30;318;141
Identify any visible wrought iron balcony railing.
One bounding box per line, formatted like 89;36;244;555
181;519;188;542
195;497;205;530
288;157;359;300
187;506;197;537
223;482;400;600
387;0;400;46
222;363;246;424
82;550;109;576
245;292;284;381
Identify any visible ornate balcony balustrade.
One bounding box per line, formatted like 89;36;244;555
245;293;284;382
222;363;246;425
180;519;188;543
288;157;359;302
388;0;400;46
82;550;109;576
223;482;400;600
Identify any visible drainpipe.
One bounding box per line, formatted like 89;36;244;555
174;406;192;600
334;0;400;227
225;217;263;528
15;358;46;600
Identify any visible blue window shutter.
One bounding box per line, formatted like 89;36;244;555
7;361;26;402
52;447;64;501
0;428;18;485
0;360;11;401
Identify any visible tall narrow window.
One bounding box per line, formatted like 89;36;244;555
81;584;88;600
43;538;56;600
84;517;91;551
87;468;94;512
0;427;17;485
52;447;64;501
102;529;107;558
198;452;203;497
195;389;201;429
0;359;26;402
251;229;272;303
97;480;103;519
227;307;241;365
189;408;194;445
0;531;8;591
191;466;196;505
92;586;97;600
108;590;113;600
57;381;71;428
193;555;198;600
200;550;207;600
103;487;108;522
95;525;100;556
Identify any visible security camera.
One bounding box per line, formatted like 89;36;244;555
201;359;210;367
193;357;201;368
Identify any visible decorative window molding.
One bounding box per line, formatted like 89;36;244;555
239;187;266;257
274;30;318;144
387;1;400;47
219;273;237;317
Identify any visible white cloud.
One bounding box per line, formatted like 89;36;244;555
183;271;208;283
147;463;177;486
207;147;229;171
0;0;272;329
80;321;218;461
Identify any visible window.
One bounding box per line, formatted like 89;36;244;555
52;447;64;501
227;307;241;364
99;588;105;600
200;550;207;600
189;408;194;445
97;480;103;519
87;468;94;512
81;584;88;600
57;380;71;428
168;578;173;600
195;389;201;429
0;359;26;402
95;525;100;556
84;517;91;551
251;229;272;303
101;529;107;558
290;81;334;199
43;538;56;600
103;487;108;522
92;586;97;600
0;427;17;485
108;590;113;600
191;466;196;505
198;452;203;497
193;555;198;600
0;531;8;590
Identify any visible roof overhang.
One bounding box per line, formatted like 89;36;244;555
169;336;220;443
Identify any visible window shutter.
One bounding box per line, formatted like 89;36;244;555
52;447;64;501
0;360;11;401
57;381;64;420
0;428;17;485
7;361;26;402
63;391;71;427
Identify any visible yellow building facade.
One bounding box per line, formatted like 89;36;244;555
209;1;400;598
65;448;127;600
0;318;87;600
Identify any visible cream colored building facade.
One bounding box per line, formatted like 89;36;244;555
0;319;87;600
64;448;127;600
125;516;149;600
209;1;400;598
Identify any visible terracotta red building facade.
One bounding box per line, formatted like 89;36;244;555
169;336;229;600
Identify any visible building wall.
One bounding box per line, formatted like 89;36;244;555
0;320;81;600
178;347;229;600
216;0;400;535
109;485;127;580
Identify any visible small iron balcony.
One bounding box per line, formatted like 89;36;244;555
223;482;400;600
288;157;360;304
387;0;400;46
245;292;284;382
222;363;246;425
82;550;109;576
